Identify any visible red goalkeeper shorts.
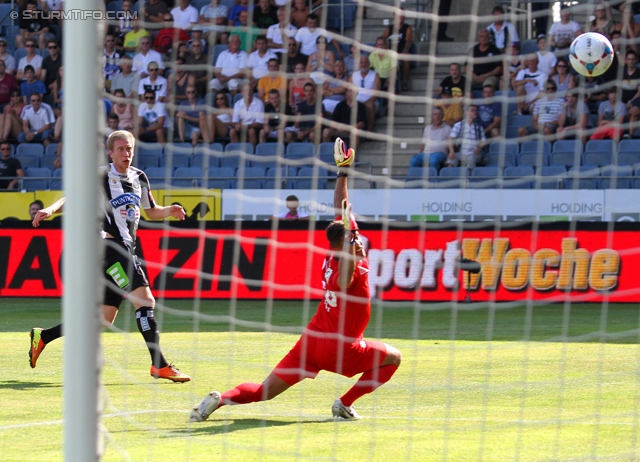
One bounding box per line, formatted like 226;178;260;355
273;333;388;386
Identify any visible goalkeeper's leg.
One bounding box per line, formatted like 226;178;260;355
338;343;402;407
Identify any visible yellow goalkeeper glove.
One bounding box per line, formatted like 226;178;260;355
334;137;355;168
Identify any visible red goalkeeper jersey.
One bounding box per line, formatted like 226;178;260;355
306;253;371;342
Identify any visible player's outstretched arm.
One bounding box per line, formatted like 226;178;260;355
32;197;66;227
333;137;354;213
145;204;186;221
337;199;356;290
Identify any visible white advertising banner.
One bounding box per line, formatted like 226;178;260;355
222;189;636;222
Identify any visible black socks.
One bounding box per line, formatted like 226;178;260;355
135;306;168;369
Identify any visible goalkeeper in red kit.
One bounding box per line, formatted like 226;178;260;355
189;138;402;421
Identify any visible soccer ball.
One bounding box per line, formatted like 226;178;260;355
569;32;614;77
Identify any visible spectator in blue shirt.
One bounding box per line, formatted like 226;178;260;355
20;65;46;104
176;84;207;146
477;84;502;139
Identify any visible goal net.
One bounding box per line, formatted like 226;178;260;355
3;0;640;460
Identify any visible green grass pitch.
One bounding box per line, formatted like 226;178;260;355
1;298;640;461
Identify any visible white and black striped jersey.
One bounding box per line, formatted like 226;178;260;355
101;164;156;250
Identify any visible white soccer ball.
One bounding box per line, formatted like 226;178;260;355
569;32;614;77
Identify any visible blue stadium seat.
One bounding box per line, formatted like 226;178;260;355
521;39;538;54
317;142;335;166
106;0;123;12
564;177;598;189
144;167;173;185
504;166;534;189
553;139;583;154
505;126;520;139
253;142;284;169
582;151;612;166
550;151;579;167
160;152;191;168
192;145;221;169
136;153;160;170
16;143;44;157
405;167;437;188
23;167;51;191
50;168;62;190
165;142;193;155
618;139;640;153
206;167;235;189
294;166;328;189
437;166;468;188
238;167;266;189
486;152;516;167
536;166;566;189
585;139;614;154
285;142;315;160
618;151;640;165
0;4;16;27
599;178;630;189
15;154;40;168
172;167;202;188
507;115;532;128
264;167;285;189
137;142;163;158
468;166;501;188
520;140;551;155
42;154;58;169
211;43;228;65
45;143;58;156
518;151;550;166
489;141;519;155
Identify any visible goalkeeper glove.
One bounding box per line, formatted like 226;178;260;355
334;137;355;168
341;199;352;231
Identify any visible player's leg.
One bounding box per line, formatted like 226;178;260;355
333;341;401;419
177;114;186;142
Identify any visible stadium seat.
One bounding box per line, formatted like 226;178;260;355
550;151;579;167
160;152;191;168
618;139;640;153
405;166;437;188
192;148;221;169
326;2;355;29
136;153;160;170
137;142;163;158
489;141;519;155
317;142;335;166
15;154;40;169
264;166;285;189
553;139;583;154
206;167;235;189
294;166;328;189
437;166;468;188
599;178;630;189
172;167;202;188
486;152;516;167
211;43;228;66
165;142;193;155
536;166;567;189
50;168;63;190
507;115;532;128
0;4;15;27
518;151;550;167
503;166;534;189
617;151;640;165
107;0;123;12
23;167;51;191
42;154;58;170
45;143;58;156
144;166;173;183
585;139;615;154
520;140;551;155
238;167;266;189
253;142;285;169
16;143;44;157
582;151;613;166
564;177;598;189
285;142;315;160
468;166;501;188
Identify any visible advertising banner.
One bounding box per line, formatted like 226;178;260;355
1;225;637;302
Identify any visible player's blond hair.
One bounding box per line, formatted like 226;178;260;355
107;130;135;152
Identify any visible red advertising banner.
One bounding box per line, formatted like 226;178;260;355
0;227;638;302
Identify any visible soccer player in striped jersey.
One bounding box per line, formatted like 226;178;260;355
29;130;190;383
189;138;401;421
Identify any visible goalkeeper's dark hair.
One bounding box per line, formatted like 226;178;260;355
326;221;346;249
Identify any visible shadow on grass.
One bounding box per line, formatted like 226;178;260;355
0;380;62;390
176;418;330;435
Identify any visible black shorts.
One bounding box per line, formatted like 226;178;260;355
103;239;149;308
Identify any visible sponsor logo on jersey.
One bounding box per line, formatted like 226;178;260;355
110;193;141;208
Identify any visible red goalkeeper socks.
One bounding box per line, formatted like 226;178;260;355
220;382;265;406
340;364;399;407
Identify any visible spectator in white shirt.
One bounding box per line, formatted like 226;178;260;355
548;6;582;50
18;92;55;143
486;5;520;52
536;35;557;77
132;37;165;78
110;56;139;98
138;89;170;143
267;7;298;53
230;81;264;147
294;14;332;57
409;106;453;169
248;35;278;83
138;62;168;102
209;34;249;97
171;0;199;30
16;39;43;81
